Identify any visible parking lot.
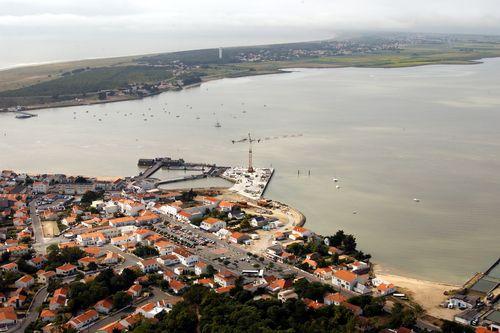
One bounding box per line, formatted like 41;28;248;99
152;215;295;277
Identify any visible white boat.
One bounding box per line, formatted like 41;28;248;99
413;198;420;202
336;185;341;189
333;178;339;182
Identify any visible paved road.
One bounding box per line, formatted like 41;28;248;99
29;201;44;246
13;286;48;333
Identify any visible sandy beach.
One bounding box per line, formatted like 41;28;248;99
374;265;460;320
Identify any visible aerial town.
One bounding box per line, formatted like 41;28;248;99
0;159;497;333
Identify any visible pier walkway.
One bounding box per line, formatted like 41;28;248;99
134;157;229;186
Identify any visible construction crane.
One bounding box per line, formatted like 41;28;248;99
232;133;261;173
231;132;302;173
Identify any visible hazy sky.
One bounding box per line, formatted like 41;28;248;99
1;0;500;68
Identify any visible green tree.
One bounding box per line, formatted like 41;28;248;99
113;291;132;309
441;320;474;333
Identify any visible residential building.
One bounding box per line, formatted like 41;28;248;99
173;247;198;266
94;298;114;314
138;259;159;273
200;217;226;232
67;309;99;330
332;270;359;291
15;275;35;289
56;263;77;276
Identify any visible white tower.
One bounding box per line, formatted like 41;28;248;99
218;47;223;60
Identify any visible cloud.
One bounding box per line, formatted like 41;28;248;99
1;0;499;33
0;0;499;68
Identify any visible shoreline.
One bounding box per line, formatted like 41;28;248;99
374;265;460;320
8;166;462;317
2;56;497;113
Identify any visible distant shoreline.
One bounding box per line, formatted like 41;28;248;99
1;56;495;114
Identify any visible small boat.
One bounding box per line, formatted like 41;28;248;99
413;198;420;203
333;178;339;182
336;185;341;189
215;121;222;128
196;116;200;120
15;114;32;119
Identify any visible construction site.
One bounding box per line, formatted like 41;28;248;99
135;133;277;198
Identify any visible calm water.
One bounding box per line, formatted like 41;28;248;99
2;59;500;283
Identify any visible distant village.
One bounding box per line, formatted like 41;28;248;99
0;169;498;333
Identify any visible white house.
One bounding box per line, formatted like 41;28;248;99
32;182;49;194
56;263;78;276
139;259;160;273
157;254;180;266
154;240;176;255
332;270;359;291
290;226;312;240
135;229;154;243
160;204;181;216
103;201;119;215
194;261;208;275
76;232;107;246
94;298;114;314
200;217;226;232
448;295;479;309
109;216;136;228
67;309;99;330
15;275;35;289
173;247;199;267
118;200;145;216
376;283;396;296
110;234;135;246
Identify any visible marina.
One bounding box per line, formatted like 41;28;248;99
135;157;275;199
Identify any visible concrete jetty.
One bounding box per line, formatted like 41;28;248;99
134;157;229;186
